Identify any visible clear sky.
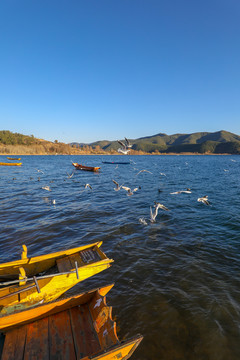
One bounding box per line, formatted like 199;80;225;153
0;0;239;143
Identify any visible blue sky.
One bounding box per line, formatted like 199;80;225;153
0;0;239;143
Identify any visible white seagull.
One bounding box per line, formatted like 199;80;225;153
84;183;92;189
124;137;132;148
136;169;153;176
118;148;130;155
170;188;192;194
42;186;51;191
197;195;210;205
112;179;122;191
154;201;170;211
122;186;140;196
139;217;148;225
117;139;131;154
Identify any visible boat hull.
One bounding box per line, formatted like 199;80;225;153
0;284;143;360
0;162;22;166
0;242;113;314
72;162;100;172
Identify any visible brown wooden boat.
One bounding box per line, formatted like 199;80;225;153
72;162;100;172
0;284;143;360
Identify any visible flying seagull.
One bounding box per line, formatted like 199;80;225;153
67;170;75;178
84;183;92;189
117;138;131;154
122;185;140;196
139;217;148;226
197;195;210;205
112;179;122;191
124;137;132;148
154;201;170;211
118;148;130;155
136;169;153;176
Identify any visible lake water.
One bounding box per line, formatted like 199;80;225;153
0;154;240;360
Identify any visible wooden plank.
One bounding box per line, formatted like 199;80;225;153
49;310;76;360
1;325;27;360
68;253;84;268
80;249;100;264
56;257;72;273
24;317;49;360
69;305;101;358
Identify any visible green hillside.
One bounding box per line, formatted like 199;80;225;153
0;130;36;145
88;130;240;154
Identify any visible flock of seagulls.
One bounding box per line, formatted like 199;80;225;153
117;138;132;155
35;137;218;225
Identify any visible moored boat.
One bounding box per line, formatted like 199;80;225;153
102;161;130;164
72;162;100;172
0;284;143;359
0;162;22;166
6;157;21;160
0;242;113;314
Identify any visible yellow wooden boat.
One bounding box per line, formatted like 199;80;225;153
0;162;22;166
0;284;143;359
0;242;113;314
7;157;21;160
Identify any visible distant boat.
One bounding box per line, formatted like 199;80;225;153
72;162;100;172
0;162;22;166
102;161;130;164
7;157;21;160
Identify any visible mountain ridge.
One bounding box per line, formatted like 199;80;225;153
83;130;240;154
1;130;240;154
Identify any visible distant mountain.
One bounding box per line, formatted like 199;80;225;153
72;130;240;154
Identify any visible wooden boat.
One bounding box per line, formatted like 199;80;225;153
0;242;113;315
0;162;22;166
0;284;143;359
102;161;130;164
72;162;100;172
6;157;21;160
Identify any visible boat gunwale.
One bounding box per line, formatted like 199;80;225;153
0;283;115;331
0;241;104;270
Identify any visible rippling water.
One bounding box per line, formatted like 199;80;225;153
0;155;240;359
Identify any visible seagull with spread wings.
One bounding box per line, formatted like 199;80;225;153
197;195;210;205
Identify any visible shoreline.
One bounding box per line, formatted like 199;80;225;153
0;152;238;156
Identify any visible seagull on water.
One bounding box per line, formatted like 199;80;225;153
112;179;122;191
36;168;44;174
122;185;140;196
197;195;210;205
42;186;51;191
170;188;191;194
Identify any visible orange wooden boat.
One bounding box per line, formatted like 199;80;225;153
0;284;143;360
0;162;22;166
7;157;21;160
72;162;100;172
